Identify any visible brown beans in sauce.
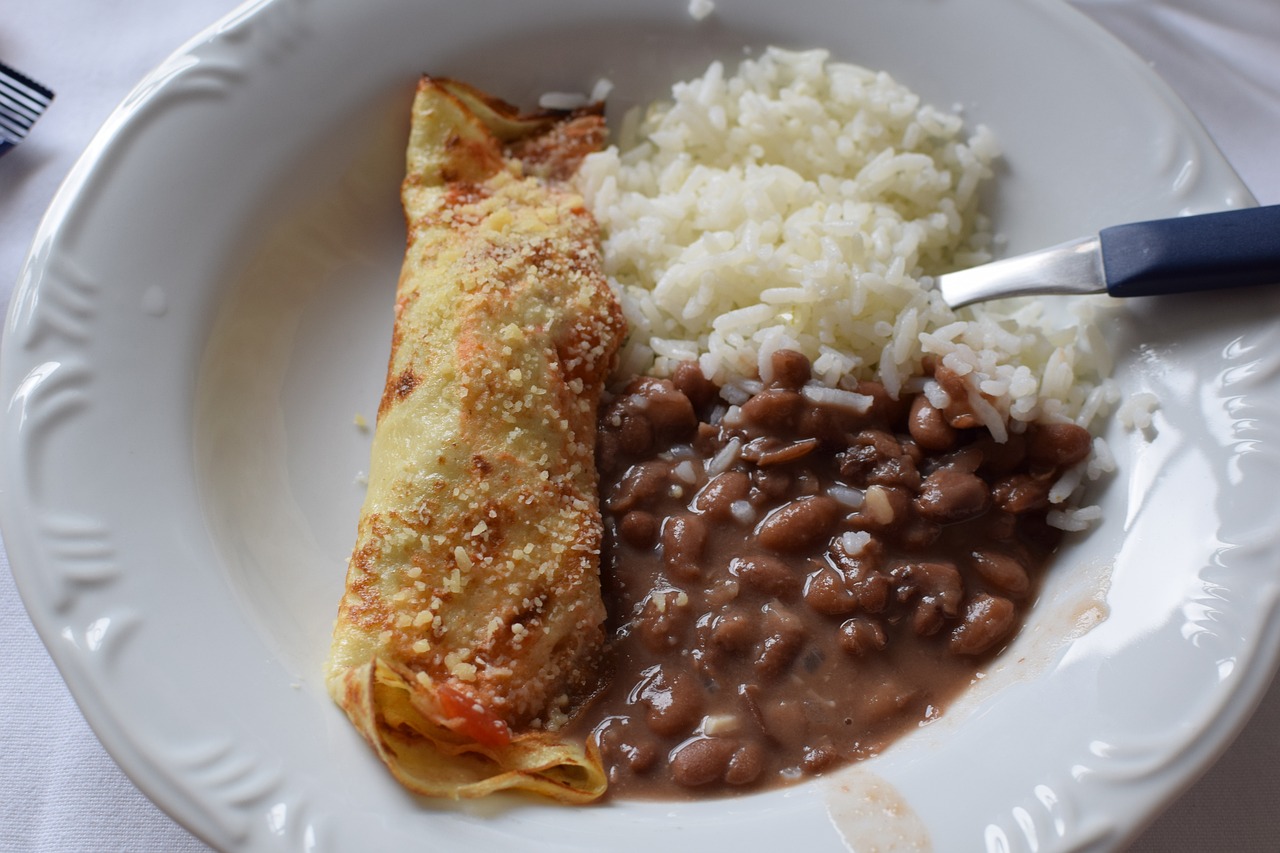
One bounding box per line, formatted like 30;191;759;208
574;350;1094;798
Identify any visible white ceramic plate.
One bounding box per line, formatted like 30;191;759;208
4;0;1276;850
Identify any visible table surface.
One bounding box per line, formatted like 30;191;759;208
3;1;1279;850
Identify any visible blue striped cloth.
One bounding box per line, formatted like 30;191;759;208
0;62;54;157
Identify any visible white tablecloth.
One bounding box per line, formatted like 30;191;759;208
3;1;1279;850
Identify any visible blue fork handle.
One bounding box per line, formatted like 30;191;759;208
1101;204;1280;298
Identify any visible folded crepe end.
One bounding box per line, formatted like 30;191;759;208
330;658;607;803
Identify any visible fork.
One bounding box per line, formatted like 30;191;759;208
938;204;1280;308
0;61;55;157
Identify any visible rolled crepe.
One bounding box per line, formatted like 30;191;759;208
325;77;624;802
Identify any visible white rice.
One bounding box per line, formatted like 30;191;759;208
575;48;1123;527
1046;505;1104;533
1117;391;1159;430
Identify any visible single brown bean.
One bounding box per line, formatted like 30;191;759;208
619;510;659;548
710;611;756;652
634;594;689;653
901;437;924;466
730;555;801;598
852;569;890;613
868;453;921;490
970;549;1031;597
950;593;1016;655
669;737;736;787
671;360;719;411
740;389;805;430
796;403;864;446
630;378;698;443
662;514;708;581
752;467;792;499
741;436;820;467
908;394;957;451
893;518;942;551
836;444;878;484
605;461;667;513
794;471;821;496
914;468;991;524
838;617;886;656
853;379;905;424
639;667;704;738
756;697;807;747
754;606;806;678
932;363;969;400
830;537;885;574
597;718;657;774
945;407;982;429
892;561;964;618
1026;422;1093;470
853;485;912;531
910;599;946;636
736;682;766;733
757;495;840;552
769;349;812;389
693;471;752;520
803;565;859;615
934;364;983;429
830;548;890;611
934;444;984;475
724;741;765;785
858;429;903;458
992;473;1052;514
803;741;839;774
622;740;657;773
692;422;720;456
618;412;653;455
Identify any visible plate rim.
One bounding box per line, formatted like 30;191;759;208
2;0;1271;850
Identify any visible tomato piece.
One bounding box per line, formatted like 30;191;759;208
436;683;511;748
